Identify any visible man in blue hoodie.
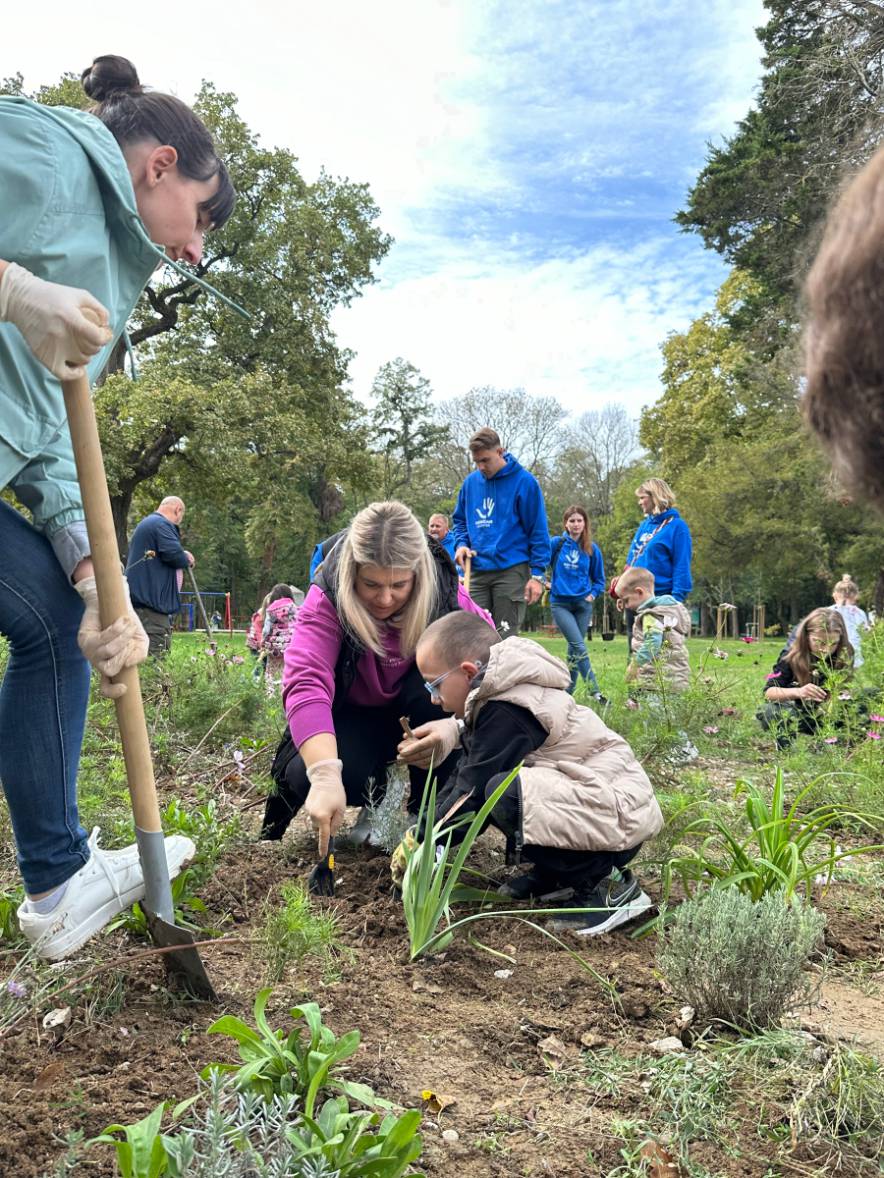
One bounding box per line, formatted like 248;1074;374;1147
126;496;194;656
453;427;550;635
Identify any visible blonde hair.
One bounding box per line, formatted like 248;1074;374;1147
832;573;859;603
334;501;438;658
616;566;655;595
637;478;676;513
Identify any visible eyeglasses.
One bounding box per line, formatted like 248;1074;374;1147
423;661;484;697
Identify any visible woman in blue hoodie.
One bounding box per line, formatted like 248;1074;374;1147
548;505;606;700
620;479;692;655
0;55;235;960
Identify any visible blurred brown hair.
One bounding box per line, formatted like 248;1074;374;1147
804;148;884;511
469;427;501;453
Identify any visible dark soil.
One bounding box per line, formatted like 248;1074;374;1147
1;820;881;1177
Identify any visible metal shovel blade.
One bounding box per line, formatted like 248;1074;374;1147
145;910;217;1000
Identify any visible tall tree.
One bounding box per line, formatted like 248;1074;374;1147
434;387;567;485
549;403;638;521
677;1;884;313
370;359;449;497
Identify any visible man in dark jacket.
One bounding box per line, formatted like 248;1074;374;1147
125;496;194;656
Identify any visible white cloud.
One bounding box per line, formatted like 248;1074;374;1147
333;236;727;417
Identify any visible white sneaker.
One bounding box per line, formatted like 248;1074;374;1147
17;828;195;961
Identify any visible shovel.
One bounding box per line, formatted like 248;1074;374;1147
61;352;216;1001
308;835;336;896
463;551;472;595
186;565;214;643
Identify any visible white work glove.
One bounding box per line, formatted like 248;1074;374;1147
74;577;149;700
304;758;347;856
0;263;112;380
397;717;461;771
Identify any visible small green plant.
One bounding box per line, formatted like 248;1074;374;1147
108;867;211;937
161;799;241;888
94;1070;424;1178
789;1039;884;1162
259;881;347;984
203;988;386;1112
658;888;825;1029
662;769;884;904
91;1101;178;1178
284;1096;423;1177
0;887;23;943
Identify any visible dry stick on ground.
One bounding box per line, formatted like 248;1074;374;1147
0;937;248;1039
181;703;242;767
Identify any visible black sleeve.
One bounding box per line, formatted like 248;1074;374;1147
764;653;795;696
436;700;547;820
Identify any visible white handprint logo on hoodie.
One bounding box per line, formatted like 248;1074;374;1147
564;549;580;569
475;497;494;528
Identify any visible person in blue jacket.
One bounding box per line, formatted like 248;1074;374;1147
620;479;692;656
452;427;550;636
549;505;606;700
427;512;457;562
126;496;195;655
0;54;235;961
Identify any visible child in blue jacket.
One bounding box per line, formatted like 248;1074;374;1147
548;505;606;701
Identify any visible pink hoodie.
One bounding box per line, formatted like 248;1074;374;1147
282;584;493;746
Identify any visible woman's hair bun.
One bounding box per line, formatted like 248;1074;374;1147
842;572;851;579
81;55;142;103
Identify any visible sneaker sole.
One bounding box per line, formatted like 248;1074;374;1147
575;890;652;936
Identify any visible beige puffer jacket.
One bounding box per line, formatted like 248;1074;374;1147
464;637;663;852
630;597;692;692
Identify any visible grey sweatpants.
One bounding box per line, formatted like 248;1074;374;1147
468;562;529;636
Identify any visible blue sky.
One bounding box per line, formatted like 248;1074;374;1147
7;0;767;417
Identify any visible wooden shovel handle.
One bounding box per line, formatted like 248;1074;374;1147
61;368;162;834
463;551;472;595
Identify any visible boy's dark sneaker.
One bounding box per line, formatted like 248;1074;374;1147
497;868;572;902
546;869;652;936
592;692;609;706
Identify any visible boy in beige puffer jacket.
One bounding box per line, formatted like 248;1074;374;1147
617;566;691;692
397;612;663;935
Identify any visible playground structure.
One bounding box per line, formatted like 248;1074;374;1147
175;589;232;632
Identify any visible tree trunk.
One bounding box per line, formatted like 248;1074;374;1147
875;567;884;617
110;490;133;559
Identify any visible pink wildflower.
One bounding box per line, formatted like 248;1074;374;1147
824;737;838;745
625;699;639;710
720;707;738;717
231;655;245;664
703;725;720;735
868;732;881;742
6;979;26;999
870;714;884;724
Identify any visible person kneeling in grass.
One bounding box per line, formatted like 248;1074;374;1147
759;608;856;750
397;612;662;935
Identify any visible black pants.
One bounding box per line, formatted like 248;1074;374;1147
486;773;641;891
261;664;459;839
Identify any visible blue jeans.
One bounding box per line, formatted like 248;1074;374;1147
551;599;600;694
0;502;90;892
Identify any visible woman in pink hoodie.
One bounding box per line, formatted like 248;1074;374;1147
260;501;493;851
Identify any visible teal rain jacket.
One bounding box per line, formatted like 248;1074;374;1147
0;97;222;574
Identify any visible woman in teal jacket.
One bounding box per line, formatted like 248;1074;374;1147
0;55;235;960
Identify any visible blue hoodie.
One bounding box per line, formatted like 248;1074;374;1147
549;535;605;602
626;508;692;601
452;453;550;575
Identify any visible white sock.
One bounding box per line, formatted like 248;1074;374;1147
27;880;69;915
